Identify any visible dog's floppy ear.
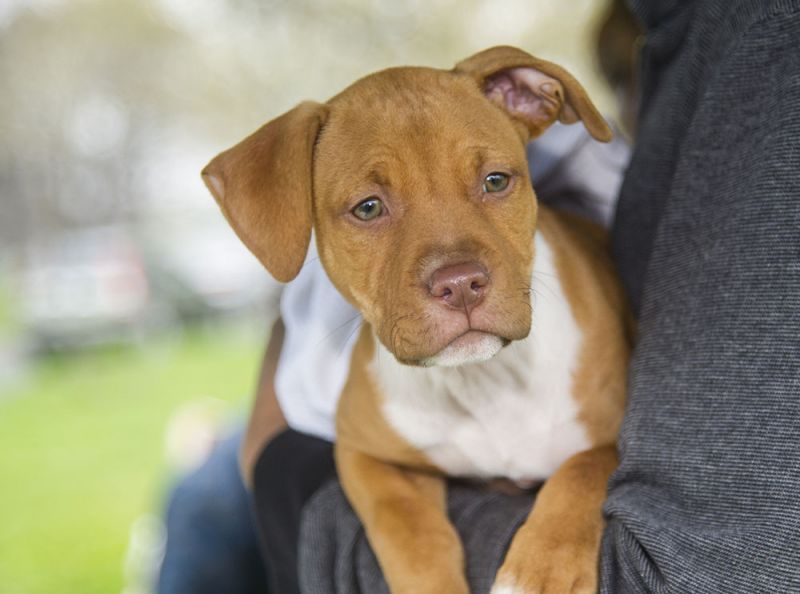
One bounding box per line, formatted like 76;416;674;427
454;46;612;142
202;101;327;283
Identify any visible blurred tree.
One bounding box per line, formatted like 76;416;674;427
0;0;614;252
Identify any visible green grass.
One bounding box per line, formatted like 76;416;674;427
0;325;263;594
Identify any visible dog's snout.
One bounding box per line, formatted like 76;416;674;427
428;262;489;311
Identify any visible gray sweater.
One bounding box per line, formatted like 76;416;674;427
604;0;800;591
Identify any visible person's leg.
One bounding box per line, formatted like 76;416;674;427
251;429;336;594
158;431;269;594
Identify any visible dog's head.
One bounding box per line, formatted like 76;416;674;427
203;47;610;366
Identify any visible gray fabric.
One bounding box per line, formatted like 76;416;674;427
604;0;800;591
299;480;535;594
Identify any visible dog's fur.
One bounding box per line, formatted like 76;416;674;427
203;46;630;593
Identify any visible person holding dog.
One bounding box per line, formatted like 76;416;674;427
160;0;800;591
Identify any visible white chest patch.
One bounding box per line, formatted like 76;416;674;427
369;234;590;483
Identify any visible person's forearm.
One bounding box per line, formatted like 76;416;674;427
602;3;800;591
240;316;287;487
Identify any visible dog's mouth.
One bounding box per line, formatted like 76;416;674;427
376;277;532;367
418;330;510;367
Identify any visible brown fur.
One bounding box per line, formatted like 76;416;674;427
203;47;628;593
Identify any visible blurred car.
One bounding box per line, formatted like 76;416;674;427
18;226;153;351
17;219;277;352
143;218;278;324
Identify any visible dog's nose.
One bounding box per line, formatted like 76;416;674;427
428;262;490;311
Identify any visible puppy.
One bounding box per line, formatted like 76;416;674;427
203;46;630;594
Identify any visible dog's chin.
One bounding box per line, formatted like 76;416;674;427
419;331;508;368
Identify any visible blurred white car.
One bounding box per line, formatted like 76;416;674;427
145;220;277;322
19;226;152;350
17;221;277;351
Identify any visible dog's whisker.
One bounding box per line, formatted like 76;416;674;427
531;274;559;302
338;319;364;360
317;314;363;348
298;255;322;274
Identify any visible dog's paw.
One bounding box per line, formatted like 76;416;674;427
489;541;598;594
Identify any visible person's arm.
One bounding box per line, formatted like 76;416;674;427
240;316;287;488
602;3;800;591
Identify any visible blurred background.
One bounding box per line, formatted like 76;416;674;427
0;0;622;592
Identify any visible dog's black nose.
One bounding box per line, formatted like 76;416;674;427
428;262;489;312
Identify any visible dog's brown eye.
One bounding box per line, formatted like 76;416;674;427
352;197;384;221
483;172;510;193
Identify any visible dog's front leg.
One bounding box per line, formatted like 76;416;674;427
336;443;469;594
491;444;618;594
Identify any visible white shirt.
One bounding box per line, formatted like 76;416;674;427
274;242;360;441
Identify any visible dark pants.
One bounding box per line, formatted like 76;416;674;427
157;432;269;594
252;430;337;594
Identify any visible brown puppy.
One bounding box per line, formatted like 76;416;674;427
203;46;630;594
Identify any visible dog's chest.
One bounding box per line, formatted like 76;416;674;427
369;235;591;484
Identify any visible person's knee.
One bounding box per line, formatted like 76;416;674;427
159;432;269;594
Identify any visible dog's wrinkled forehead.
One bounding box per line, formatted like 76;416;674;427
314;67;527;193
335;68;519;138
342;68;473;108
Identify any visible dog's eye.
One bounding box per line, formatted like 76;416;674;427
351;197;384;221
483;172;510;193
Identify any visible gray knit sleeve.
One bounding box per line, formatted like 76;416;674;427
602;3;800;592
